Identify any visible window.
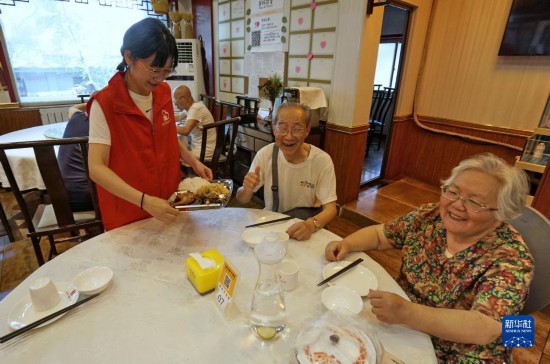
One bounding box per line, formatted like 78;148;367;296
0;1;166;105
373;40;402;89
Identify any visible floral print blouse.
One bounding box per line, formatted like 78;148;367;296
383;203;534;363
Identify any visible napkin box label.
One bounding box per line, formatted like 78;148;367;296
186;249;224;295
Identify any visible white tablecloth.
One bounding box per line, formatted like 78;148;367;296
0;208;436;363
0;122;67;190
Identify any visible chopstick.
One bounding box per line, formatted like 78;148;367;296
317;258;364;287
244;216;293;228
0;293;100;343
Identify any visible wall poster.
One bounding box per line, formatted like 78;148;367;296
246;0;289;53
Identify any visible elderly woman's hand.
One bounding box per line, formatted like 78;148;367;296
142;195;180;223
324;240;350;261
367;290;411;325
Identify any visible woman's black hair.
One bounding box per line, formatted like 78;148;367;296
116;18;178;71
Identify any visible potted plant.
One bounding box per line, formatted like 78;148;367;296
258;73;283;121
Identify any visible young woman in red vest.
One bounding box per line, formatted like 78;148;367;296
88;18;212;231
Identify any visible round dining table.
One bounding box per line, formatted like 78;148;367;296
0;208;437;363
0;122;68;190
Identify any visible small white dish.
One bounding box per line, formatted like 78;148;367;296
242;229;289;249
322;261;378;296
8;282;79;330
73;266;113;295
322;286;364;314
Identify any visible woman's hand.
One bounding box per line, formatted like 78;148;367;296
324;240;350;261
142;194;180;223
189;158;213;180
286;220;314;241
367;290;411;325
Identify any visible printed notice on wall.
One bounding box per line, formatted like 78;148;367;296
247;0;288;53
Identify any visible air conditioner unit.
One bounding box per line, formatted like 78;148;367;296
165;39;205;101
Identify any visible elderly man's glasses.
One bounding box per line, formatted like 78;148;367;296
138;61;176;79
273;124;307;137
440;186;498;213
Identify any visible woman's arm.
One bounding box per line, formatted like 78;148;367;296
177;140;213;180
368;291;501;345
88;143;179;222
325;224;393;261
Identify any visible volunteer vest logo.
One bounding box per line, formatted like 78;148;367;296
162;109;171;125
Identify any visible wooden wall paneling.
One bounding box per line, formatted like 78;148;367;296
384;117;527;186
0;108;41;135
324;125;368;205
532;158;550;220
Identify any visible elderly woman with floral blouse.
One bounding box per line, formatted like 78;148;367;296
325;153;534;362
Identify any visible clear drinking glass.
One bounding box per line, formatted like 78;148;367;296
250;236;287;340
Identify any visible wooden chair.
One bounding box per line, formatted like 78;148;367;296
0;197;15;242
215;100;242;121
198;117;241;180
199;94;218;120
235;95;260;124
0;137;103;266
510;206;550;314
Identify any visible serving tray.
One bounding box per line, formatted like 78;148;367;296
168;179;233;211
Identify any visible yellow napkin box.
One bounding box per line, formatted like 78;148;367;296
186;249;224;295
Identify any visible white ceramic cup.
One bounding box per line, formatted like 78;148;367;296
29;277;60;312
278;260;299;291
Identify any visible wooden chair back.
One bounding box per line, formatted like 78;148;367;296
198;117;241;179
0;137;103;265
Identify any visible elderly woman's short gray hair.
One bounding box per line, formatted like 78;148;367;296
273;103;312;127
441;153;529;222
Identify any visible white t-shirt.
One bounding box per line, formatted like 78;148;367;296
186;101;215;161
250;143;337;213
89;90;153;145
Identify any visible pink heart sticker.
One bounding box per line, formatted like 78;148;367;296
255;21;260;27
310;2;316;10
295;66;301;74
320;41;327;49
224;81;227;88
223;10;227;16
223;48;227;54
236;27;240;33
298;17;304;25
307;52;313;60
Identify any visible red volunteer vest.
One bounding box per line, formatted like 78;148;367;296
89;72;181;230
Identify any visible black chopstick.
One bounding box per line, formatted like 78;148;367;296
0;293;100;343
245;216;294;228
317;258;364;287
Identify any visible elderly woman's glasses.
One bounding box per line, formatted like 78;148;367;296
440;186;498;213
273;124;307;137
138;61;176;79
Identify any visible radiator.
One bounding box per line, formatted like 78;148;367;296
39;107;70;124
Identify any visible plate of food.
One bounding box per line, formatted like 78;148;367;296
168;177;233;211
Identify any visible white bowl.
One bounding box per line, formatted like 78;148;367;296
242;229;289;249
321;286;364;314
73;266;113;295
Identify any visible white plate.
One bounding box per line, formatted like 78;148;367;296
322;286;364;314
73;266;113;295
8;282;79;330
322;261;378;296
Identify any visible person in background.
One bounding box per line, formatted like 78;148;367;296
236;103;337;241
88;18;212;231
58;103;92;211
172;85;216;161
325;153;533;362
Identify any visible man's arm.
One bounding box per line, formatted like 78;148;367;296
176;119;198;136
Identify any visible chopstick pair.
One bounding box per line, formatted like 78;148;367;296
0;293;101;344
317;258;364;287
245;216;293;228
